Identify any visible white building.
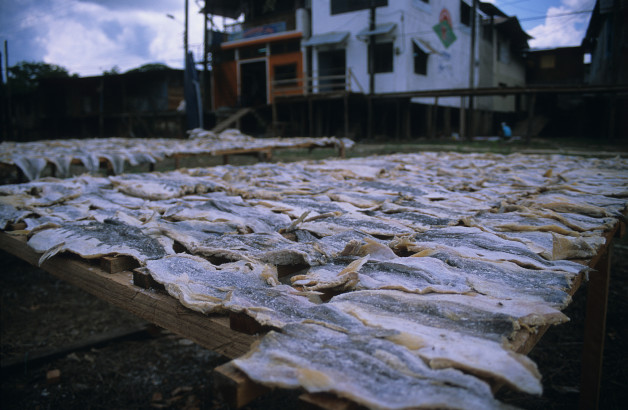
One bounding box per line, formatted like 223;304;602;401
206;0;530;137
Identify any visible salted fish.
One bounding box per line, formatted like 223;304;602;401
148;219;241;251
521;192;625;217
416;250;573;307
464;211;585;237
467;209;616;236
47;155;73;178
0;180;84;207
28;219;166;264
163;198;290;233
253;195;360;218
331;291;543;394
292;255;471;295
193;232;327;266
493;230;606;261
223;285;381;333
13;156;48;181
402;226;584;274
110;171;224;200
298;212;414;238
234;323;506;409
330;290;568;340
0;202;31;229
144;254;277;314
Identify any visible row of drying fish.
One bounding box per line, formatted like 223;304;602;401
0;128;353;181
1;151;626;409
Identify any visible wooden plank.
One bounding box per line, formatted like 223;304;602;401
299;393;357;410
213;361;270;408
0;232;257;359
100;255;139;274
579;245;612;410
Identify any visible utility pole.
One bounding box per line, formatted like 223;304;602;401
4;40;13;141
203;8;210;112
184;0;189;58
367;0;376;139
368;0;376;95
467;0;477;140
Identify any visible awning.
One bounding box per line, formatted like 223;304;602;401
412;38;438;54
357;22;397;40
302;31;350;47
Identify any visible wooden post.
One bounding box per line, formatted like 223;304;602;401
433;96;439;138
426;101;433;139
526;93;536;144
443;106;451;137
367;97;373;140
344;92;349;139
308;97;313;138
579;245;612;410
459;96;466;140
271;97;278;136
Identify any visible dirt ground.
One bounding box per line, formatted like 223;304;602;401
1;235;626;409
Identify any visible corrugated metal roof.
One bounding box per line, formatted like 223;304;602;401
302;31;350;47
357;22;397;40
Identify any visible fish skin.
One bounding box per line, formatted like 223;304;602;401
331;298;543;395
28;219;166;264
144;254;277;314
234;323;507;410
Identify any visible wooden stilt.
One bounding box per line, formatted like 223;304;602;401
579;245;612;410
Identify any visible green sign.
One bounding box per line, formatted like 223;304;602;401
433;20;456;48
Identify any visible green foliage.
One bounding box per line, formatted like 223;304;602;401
103;65;121;76
8;61;72;94
125;63;171;73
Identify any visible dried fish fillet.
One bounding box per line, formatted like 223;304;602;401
331;292;543;394
144;254;276;314
331;290;568;340
403;226;584;274
193;232;327;266
234;323;506;409
13;156;48;181
414;250;573;307
28;219;166;264
292;255;471;295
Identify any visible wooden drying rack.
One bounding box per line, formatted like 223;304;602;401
1;141;347;183
0;218;624;409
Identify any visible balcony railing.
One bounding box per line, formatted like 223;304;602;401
271;68;365;98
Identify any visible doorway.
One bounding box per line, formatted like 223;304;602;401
318;49;346;92
240;61;267;107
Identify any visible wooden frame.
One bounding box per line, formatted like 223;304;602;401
0;216;624;408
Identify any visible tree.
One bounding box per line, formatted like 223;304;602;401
103;65;121;76
8;61;73;94
125;63;171;73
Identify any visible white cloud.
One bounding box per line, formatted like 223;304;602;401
526;0;595;49
6;0;206;75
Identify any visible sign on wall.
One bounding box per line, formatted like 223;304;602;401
433;8;457;48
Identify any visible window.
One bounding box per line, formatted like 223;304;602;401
274;63;297;87
239;45;267;60
413;43;428;75
331;0;387;15
540;55;556;69
460;1;471;27
270;39;300;55
482;24;492;42
369;42;393;73
214;49;235;64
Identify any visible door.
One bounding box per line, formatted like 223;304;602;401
240;61;267;107
318;49;346;92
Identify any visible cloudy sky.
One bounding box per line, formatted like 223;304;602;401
1;0;596;77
